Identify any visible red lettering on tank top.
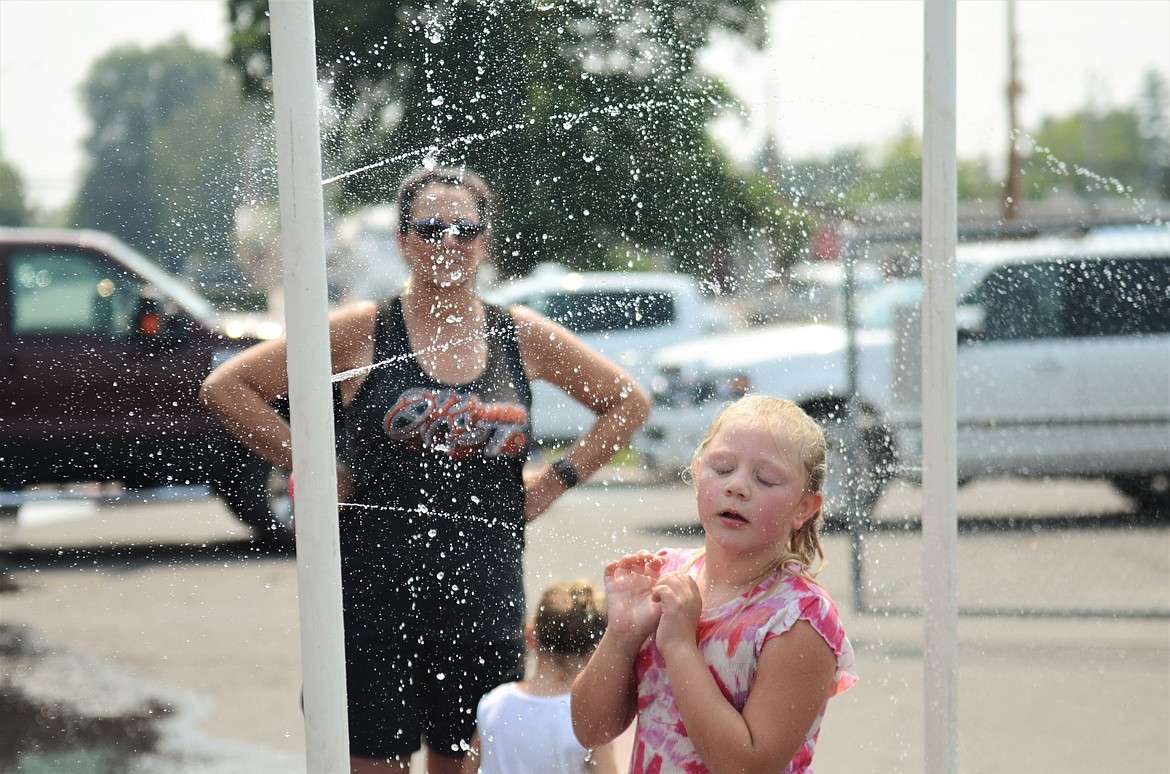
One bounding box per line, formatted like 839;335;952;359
383;387;529;458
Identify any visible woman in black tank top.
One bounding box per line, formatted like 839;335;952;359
202;166;650;773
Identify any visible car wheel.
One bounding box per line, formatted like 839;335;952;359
812;403;895;528
264;466;296;543
212;453;295;549
1112;474;1170;517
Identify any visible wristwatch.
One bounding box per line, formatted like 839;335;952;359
551;458;579;488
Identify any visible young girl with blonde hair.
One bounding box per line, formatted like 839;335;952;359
571;395;856;773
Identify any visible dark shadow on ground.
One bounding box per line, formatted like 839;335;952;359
0;538;291;577
0;624;169;772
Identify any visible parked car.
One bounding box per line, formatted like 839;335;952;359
0;228;296;545
639;228;1170;519
487;265;733;445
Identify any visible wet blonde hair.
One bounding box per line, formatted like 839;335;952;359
689;394;828;580
534;579;607;657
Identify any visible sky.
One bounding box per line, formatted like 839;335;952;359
1;0;1167;213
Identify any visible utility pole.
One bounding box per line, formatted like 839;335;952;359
1004;0;1023;221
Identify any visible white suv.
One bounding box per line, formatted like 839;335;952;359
639;227;1170;517
487;265;732;445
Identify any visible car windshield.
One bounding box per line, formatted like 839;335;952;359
855;263;985;329
855;278;922;329
528;290;675;333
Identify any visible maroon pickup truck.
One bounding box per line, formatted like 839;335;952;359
0;227;294;546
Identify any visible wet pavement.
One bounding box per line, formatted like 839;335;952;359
1;623;302;773
0;477;1167;772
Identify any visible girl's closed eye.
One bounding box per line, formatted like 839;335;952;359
704;455;735;475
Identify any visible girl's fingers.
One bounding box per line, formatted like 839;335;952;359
652;573;701;610
652;572;684;591
606;552;663;577
651;577;679;604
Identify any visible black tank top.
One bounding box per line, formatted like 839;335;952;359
339;296;531;644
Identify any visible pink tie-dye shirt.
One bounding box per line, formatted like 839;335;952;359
629;547;857;774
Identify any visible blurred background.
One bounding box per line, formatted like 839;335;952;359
0;1;1167;772
2;0;1168;311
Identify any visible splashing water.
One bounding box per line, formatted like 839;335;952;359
320;97;717;189
1013;129;1154;218
329;324;515;385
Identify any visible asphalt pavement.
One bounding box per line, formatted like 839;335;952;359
0;475;1167;772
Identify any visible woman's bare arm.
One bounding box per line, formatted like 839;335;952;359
510;305;651;519
199;301;377;469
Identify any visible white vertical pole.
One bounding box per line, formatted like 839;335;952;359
268;1;350;770
922;1;959;772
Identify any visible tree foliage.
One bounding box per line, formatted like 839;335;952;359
226;0;795;277
150;76;273;286
72;37;270;276
1020;69;1170;200
1136;69;1170;196
779;132;997;210
1021;107;1147;199
780;73;1169;212
0;138;31;226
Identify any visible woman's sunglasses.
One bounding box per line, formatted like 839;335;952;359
407;219;486;245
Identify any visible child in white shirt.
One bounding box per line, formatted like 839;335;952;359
463;580;616;774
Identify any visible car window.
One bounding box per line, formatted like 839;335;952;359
966;262;1065;342
8;248;141;338
856;278;922;329
1061;258;1170;337
533;290;676;333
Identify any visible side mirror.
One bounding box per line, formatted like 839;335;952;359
956;304;986;344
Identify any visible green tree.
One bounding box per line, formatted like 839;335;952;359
72;37;261;273
779;147;867;219
847;131;922;205
781;137;996;210
150;73;274;288
846;132;996;204
226;0;793;277
0;138;31;226
1136;69;1170;197
1019;78;1169;201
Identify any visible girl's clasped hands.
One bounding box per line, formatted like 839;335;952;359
603;551;702;654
